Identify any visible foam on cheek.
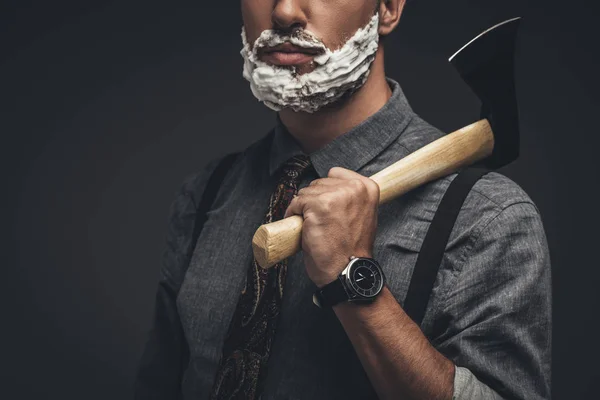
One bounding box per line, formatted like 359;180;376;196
240;13;380;113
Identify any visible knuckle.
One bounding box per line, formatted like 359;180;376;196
294;195;305;206
350;178;367;193
341;187;355;199
366;179;380;199
318;194;335;211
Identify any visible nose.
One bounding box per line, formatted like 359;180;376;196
271;0;308;32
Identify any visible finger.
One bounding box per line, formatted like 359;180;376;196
308;177;347;187
283;194;306;219
298;179;347;199
328;167;380;201
297;185;328;198
327;167;365;180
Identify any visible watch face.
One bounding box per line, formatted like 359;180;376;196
346;258;384;299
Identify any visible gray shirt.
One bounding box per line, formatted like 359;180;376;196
159;78;551;399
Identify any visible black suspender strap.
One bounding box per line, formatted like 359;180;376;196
189;152;240;257
403;167;489;327
134;153;240;400
173;152;239;397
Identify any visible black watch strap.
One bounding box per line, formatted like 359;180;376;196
313;277;349;308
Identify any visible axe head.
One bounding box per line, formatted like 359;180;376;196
450;17;521;169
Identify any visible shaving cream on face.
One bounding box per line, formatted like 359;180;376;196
240;13;380;113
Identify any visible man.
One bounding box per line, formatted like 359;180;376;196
135;1;552;399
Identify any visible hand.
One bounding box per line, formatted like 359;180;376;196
283;167;380;288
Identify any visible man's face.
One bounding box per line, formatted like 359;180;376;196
242;0;379;75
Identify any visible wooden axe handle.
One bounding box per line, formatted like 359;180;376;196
252;119;494;268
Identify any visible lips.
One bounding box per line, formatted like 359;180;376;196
258;42;324;66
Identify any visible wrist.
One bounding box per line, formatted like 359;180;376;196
313;255;385;308
315;277;338;289
313;251;373;288
332;284;390;313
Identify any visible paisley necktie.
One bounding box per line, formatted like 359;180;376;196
210;154;313;400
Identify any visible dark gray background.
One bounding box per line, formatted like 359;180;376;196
2;1;598;399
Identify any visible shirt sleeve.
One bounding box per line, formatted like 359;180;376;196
436;202;552;400
134;158;223;399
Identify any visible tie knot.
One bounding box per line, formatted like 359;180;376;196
279;154;312;183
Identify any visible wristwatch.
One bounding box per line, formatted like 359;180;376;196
313;256;386;308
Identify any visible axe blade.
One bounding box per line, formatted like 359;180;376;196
450;17;522;169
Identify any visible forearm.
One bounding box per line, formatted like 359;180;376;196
333;286;454;400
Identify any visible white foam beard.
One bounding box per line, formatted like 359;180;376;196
240;13;380;113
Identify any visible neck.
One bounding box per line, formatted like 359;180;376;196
278;46;392;154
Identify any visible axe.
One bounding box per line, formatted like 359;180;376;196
253;17;522;269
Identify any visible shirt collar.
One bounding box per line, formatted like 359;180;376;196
269;78;415;178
